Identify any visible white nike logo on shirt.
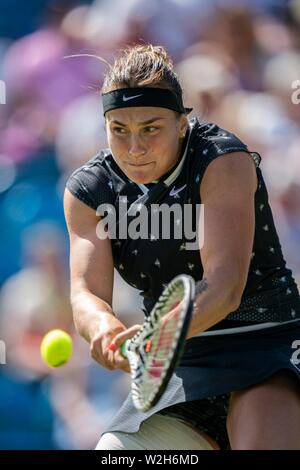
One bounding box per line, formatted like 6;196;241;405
123;94;143;102
169;184;187;197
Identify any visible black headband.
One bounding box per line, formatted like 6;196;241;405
102;87;192;115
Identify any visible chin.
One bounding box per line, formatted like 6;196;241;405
126;169;157;185
130;175;153;184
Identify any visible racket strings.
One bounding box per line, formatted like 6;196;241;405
137;295;186;381
128;275;194;411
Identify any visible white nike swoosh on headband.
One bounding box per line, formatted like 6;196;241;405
123;94;143;102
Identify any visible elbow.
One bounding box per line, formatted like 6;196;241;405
228;290;242;313
70;290;84;335
204;267;246;314
226;281;245;313
222;266;248;313
70;289;80;311
70;298;80;335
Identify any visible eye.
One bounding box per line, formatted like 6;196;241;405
144;126;159;133
112;127;127;135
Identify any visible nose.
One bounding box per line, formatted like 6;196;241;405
128;134;146;159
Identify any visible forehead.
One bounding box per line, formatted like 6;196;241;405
105;106;175;125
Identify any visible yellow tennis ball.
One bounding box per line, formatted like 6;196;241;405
40;329;73;367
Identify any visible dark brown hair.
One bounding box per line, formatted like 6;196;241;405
102;44;183;103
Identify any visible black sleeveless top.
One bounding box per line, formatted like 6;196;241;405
66;118;300;327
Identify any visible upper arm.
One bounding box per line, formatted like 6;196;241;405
64;188;114;306
199;152;257;299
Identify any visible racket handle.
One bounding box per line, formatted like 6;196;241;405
120;339;130;358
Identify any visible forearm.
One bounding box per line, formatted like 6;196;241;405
188;275;242;338
71;290;115;343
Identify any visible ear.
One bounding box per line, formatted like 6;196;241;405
179;114;188;137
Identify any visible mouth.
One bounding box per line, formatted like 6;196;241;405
127;162;153;167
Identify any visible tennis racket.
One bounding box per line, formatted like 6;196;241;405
120;274;195;412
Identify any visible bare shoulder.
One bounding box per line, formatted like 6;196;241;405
200;152;258;201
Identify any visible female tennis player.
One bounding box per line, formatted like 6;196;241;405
64;45;300;450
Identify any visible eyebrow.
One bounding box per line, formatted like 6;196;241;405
110;117;165;126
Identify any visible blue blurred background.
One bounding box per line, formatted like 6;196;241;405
0;0;299;449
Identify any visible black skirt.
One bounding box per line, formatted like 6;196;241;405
104;320;300;449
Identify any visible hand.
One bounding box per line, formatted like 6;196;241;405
108;324;143;373
89;312;129;372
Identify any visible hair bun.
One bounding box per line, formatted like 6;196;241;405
129;44;173;68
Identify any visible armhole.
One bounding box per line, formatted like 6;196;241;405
249;151;261;193
250;151;261;168
66;162;116;212
66;176;98;211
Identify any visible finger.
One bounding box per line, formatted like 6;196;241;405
102;347;116;370
112;347;129;369
110;324;142;350
114;355;130;373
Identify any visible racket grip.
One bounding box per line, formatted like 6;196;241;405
120;339;130;358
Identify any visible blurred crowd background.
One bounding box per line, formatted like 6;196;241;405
0;0;299;450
